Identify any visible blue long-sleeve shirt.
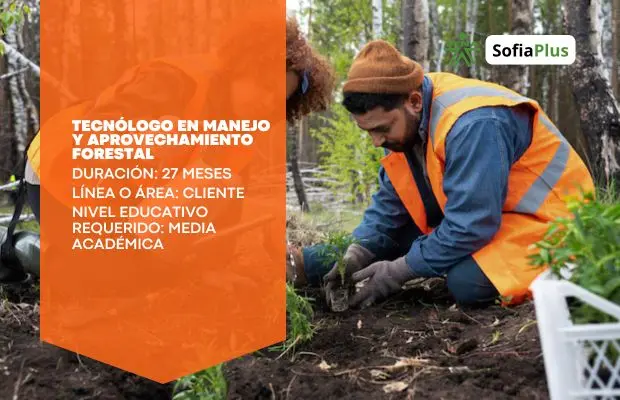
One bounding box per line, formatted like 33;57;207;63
352;76;533;277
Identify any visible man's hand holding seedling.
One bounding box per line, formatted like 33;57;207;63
323;243;375;307
348;257;417;309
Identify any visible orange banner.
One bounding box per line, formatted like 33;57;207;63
40;1;286;383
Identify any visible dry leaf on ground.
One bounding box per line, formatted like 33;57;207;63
318;360;332;371
383;381;408;393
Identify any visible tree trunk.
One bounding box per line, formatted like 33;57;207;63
497;0;533;93
551;0;562;122
470;0;479;78
488;0;494;34
372;0;383;38
402;0;413;54
6;25;28;162
601;0;614;83
453;0;462;74
455;0;462;36
613;0;620;97
564;0;620;189
14;22;39;148
402;0;430;70
428;0;441;71
529;65;536;99
437;38;445;72
458;0;472;77
289;120;310;212
548;67;558;121
507;0;512;32
463;0;479;78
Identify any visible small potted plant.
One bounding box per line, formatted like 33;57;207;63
319;231;358;312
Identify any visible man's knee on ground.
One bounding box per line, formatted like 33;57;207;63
445;259;499;306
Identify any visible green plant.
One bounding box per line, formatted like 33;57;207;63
172;364;227;400
285;284;315;346
318;230;358;285
529;190;620;324
0;1;31;53
271;284;315;356
311;104;384;205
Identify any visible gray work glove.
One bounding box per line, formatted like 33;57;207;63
349;256;416;309
323;243;375;304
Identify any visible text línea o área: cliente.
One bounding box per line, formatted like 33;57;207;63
72;185;245;199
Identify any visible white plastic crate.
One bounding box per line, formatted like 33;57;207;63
531;270;620;400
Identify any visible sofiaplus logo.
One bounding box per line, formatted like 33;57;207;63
485;35;576;65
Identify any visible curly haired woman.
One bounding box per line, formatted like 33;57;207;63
284;17;337;286
285;17;335;121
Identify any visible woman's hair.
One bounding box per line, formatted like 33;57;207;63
286;17;335;122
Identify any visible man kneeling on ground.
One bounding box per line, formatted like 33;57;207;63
287;40;594;309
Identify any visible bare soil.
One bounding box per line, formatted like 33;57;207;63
0;278;549;399
225;280;549;400
0;282;171;400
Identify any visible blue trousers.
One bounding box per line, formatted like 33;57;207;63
302;227;499;306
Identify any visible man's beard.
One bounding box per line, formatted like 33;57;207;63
382;142;408;152
382;112;419;153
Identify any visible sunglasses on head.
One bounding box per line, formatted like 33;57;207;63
301;70;309;94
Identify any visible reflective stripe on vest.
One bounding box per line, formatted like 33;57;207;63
429;86;528;143
513;114;570;214
428;85;571;215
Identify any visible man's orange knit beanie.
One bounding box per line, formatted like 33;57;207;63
343;40;424;95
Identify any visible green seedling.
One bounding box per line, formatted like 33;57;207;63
172;364;227;400
271;284;315;357
318;230;358;285
317;231;361;312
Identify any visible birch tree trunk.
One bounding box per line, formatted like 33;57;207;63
564;0;620;189
465;0;479;78
428;0;441;71
455;0;462;36
497;0;533;93
373;0;383;38
453;0;462;74
402;0;414;55
613;0;620;97
6;24;28;160
457;0;471;77
601;0;613;83
14;22;39;148
460;0;478;78
402;0;430;71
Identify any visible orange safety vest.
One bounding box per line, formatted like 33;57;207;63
381;72;594;304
